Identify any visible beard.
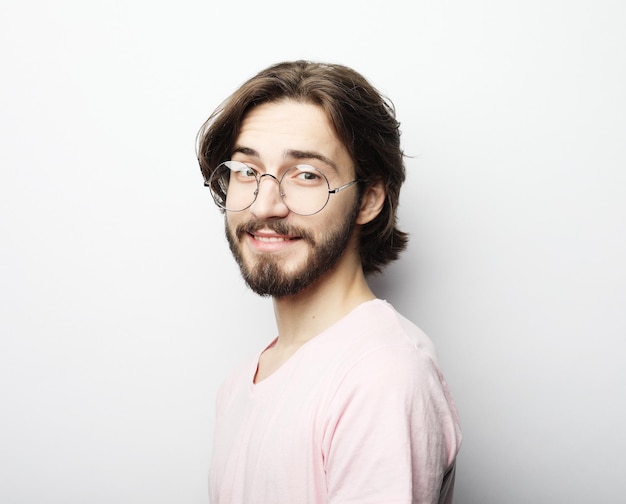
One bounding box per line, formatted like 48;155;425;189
225;203;360;298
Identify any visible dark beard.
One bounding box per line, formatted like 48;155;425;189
225;205;360;298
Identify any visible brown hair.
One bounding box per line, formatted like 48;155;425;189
196;60;408;274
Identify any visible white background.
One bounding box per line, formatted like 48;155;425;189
1;1;625;502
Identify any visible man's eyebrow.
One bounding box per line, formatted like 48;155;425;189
232;146;339;172
232;146;259;157
285;150;338;172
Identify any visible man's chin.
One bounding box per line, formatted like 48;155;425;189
226;206;358;299
241;259;313;298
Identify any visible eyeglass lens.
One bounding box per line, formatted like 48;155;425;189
208;161;332;216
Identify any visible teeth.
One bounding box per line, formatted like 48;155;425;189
255;235;288;243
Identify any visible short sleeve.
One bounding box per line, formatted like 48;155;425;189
321;344;461;504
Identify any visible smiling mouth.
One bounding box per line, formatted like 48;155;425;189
249;232;302;243
236;220;313;246
252;234;295;243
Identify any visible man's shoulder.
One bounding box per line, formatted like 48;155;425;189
322;301;455;416
334;299;439;364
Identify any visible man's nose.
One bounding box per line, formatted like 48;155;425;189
249;173;289;219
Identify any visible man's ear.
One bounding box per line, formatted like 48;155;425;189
356;180;385;225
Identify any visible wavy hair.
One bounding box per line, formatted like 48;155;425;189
196;60;408;274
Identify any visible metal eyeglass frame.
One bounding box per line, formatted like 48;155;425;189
204;161;361;216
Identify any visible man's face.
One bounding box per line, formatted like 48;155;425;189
224;100;361;298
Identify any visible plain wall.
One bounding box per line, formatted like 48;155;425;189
1;1;624;502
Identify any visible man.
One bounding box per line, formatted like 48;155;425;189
197;60;462;504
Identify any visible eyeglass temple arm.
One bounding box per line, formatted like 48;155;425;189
329;179;361;194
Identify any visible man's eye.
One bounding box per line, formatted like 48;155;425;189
233;165;256;178
229;164;258;184
291;165;325;184
297;171;320;181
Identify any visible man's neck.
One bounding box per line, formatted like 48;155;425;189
271;255;375;350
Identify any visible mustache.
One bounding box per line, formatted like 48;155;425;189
235;219;315;243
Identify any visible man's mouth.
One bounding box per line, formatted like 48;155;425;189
237;219;311;245
252;233;297;243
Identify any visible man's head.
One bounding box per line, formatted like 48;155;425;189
197;60;408;282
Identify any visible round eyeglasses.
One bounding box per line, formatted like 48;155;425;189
204;160;360;216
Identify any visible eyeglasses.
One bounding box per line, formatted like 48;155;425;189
204;160;360;216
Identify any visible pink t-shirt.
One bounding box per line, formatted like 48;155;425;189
209;299;462;504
